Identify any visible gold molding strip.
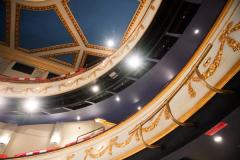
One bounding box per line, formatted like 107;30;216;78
195;68;234;94
0;44;73;74
61;0;148;51
14;3;78;53
138;125;160;149
165;103;194;127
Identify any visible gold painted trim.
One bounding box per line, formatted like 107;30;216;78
121;0;147;44
61;0;114;51
195;68;234;94
14;3;78;53
113;60;240;160
61;0;147;51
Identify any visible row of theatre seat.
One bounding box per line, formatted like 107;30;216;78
0;127;105;159
0;68;86;83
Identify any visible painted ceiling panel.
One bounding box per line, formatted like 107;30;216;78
55;54;75;64
0;0;6;43
43;51;79;67
18;8;75;50
68;0;139;47
84;54;104;68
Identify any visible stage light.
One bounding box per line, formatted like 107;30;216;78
115;96;120;102
76;116;81;121
137;106;142;110
92;85;100;93
24;98;39;113
214;136;223;143
194;29;200;34
106;39;114;47
126;55;143;70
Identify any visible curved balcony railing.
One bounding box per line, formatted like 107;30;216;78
0;0;161;97
0;0;239;159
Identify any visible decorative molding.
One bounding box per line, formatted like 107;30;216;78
14;3;78;53
121;0;147;44
61;0;148;51
187;20;240;98
0;0;161;97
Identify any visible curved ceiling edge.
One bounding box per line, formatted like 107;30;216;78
4;1;239;158
0;0;230;125
0;0;160;98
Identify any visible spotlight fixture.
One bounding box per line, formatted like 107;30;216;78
115;96;120;102
213;136;223;143
194;29;200;34
24;98;39;113
91;85;100;93
126;55;143;70
137;106;142;110
76;116;81;121
106;39;114;47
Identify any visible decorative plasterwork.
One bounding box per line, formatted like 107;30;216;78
0;0;11;46
15;3;78;53
10;1;240;159
0;0;159;97
61;0;148;51
121;0;147;44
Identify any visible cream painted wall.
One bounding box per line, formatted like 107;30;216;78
60;121;102;146
4;124;53;156
1;121;104;156
0;57;11;74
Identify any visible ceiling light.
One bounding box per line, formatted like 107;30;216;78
91;85;100;93
126;55;143;70
23;98;39;113
194;29;200;34
213;136;223;143
137;106;142;110
115;96;120;102
106;39;114;47
76;116;81;121
0;96;6;107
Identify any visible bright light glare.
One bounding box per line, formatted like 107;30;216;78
214;136;223;143
106;39;114;47
0;134;10;145
137;106;142;110
194;29;200;34
126;55;143;70
0;96;6;107
92;85;100;93
115;96;120;102
24;98;39;113
76;116;81;121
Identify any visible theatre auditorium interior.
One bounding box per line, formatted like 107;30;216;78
0;0;239;159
